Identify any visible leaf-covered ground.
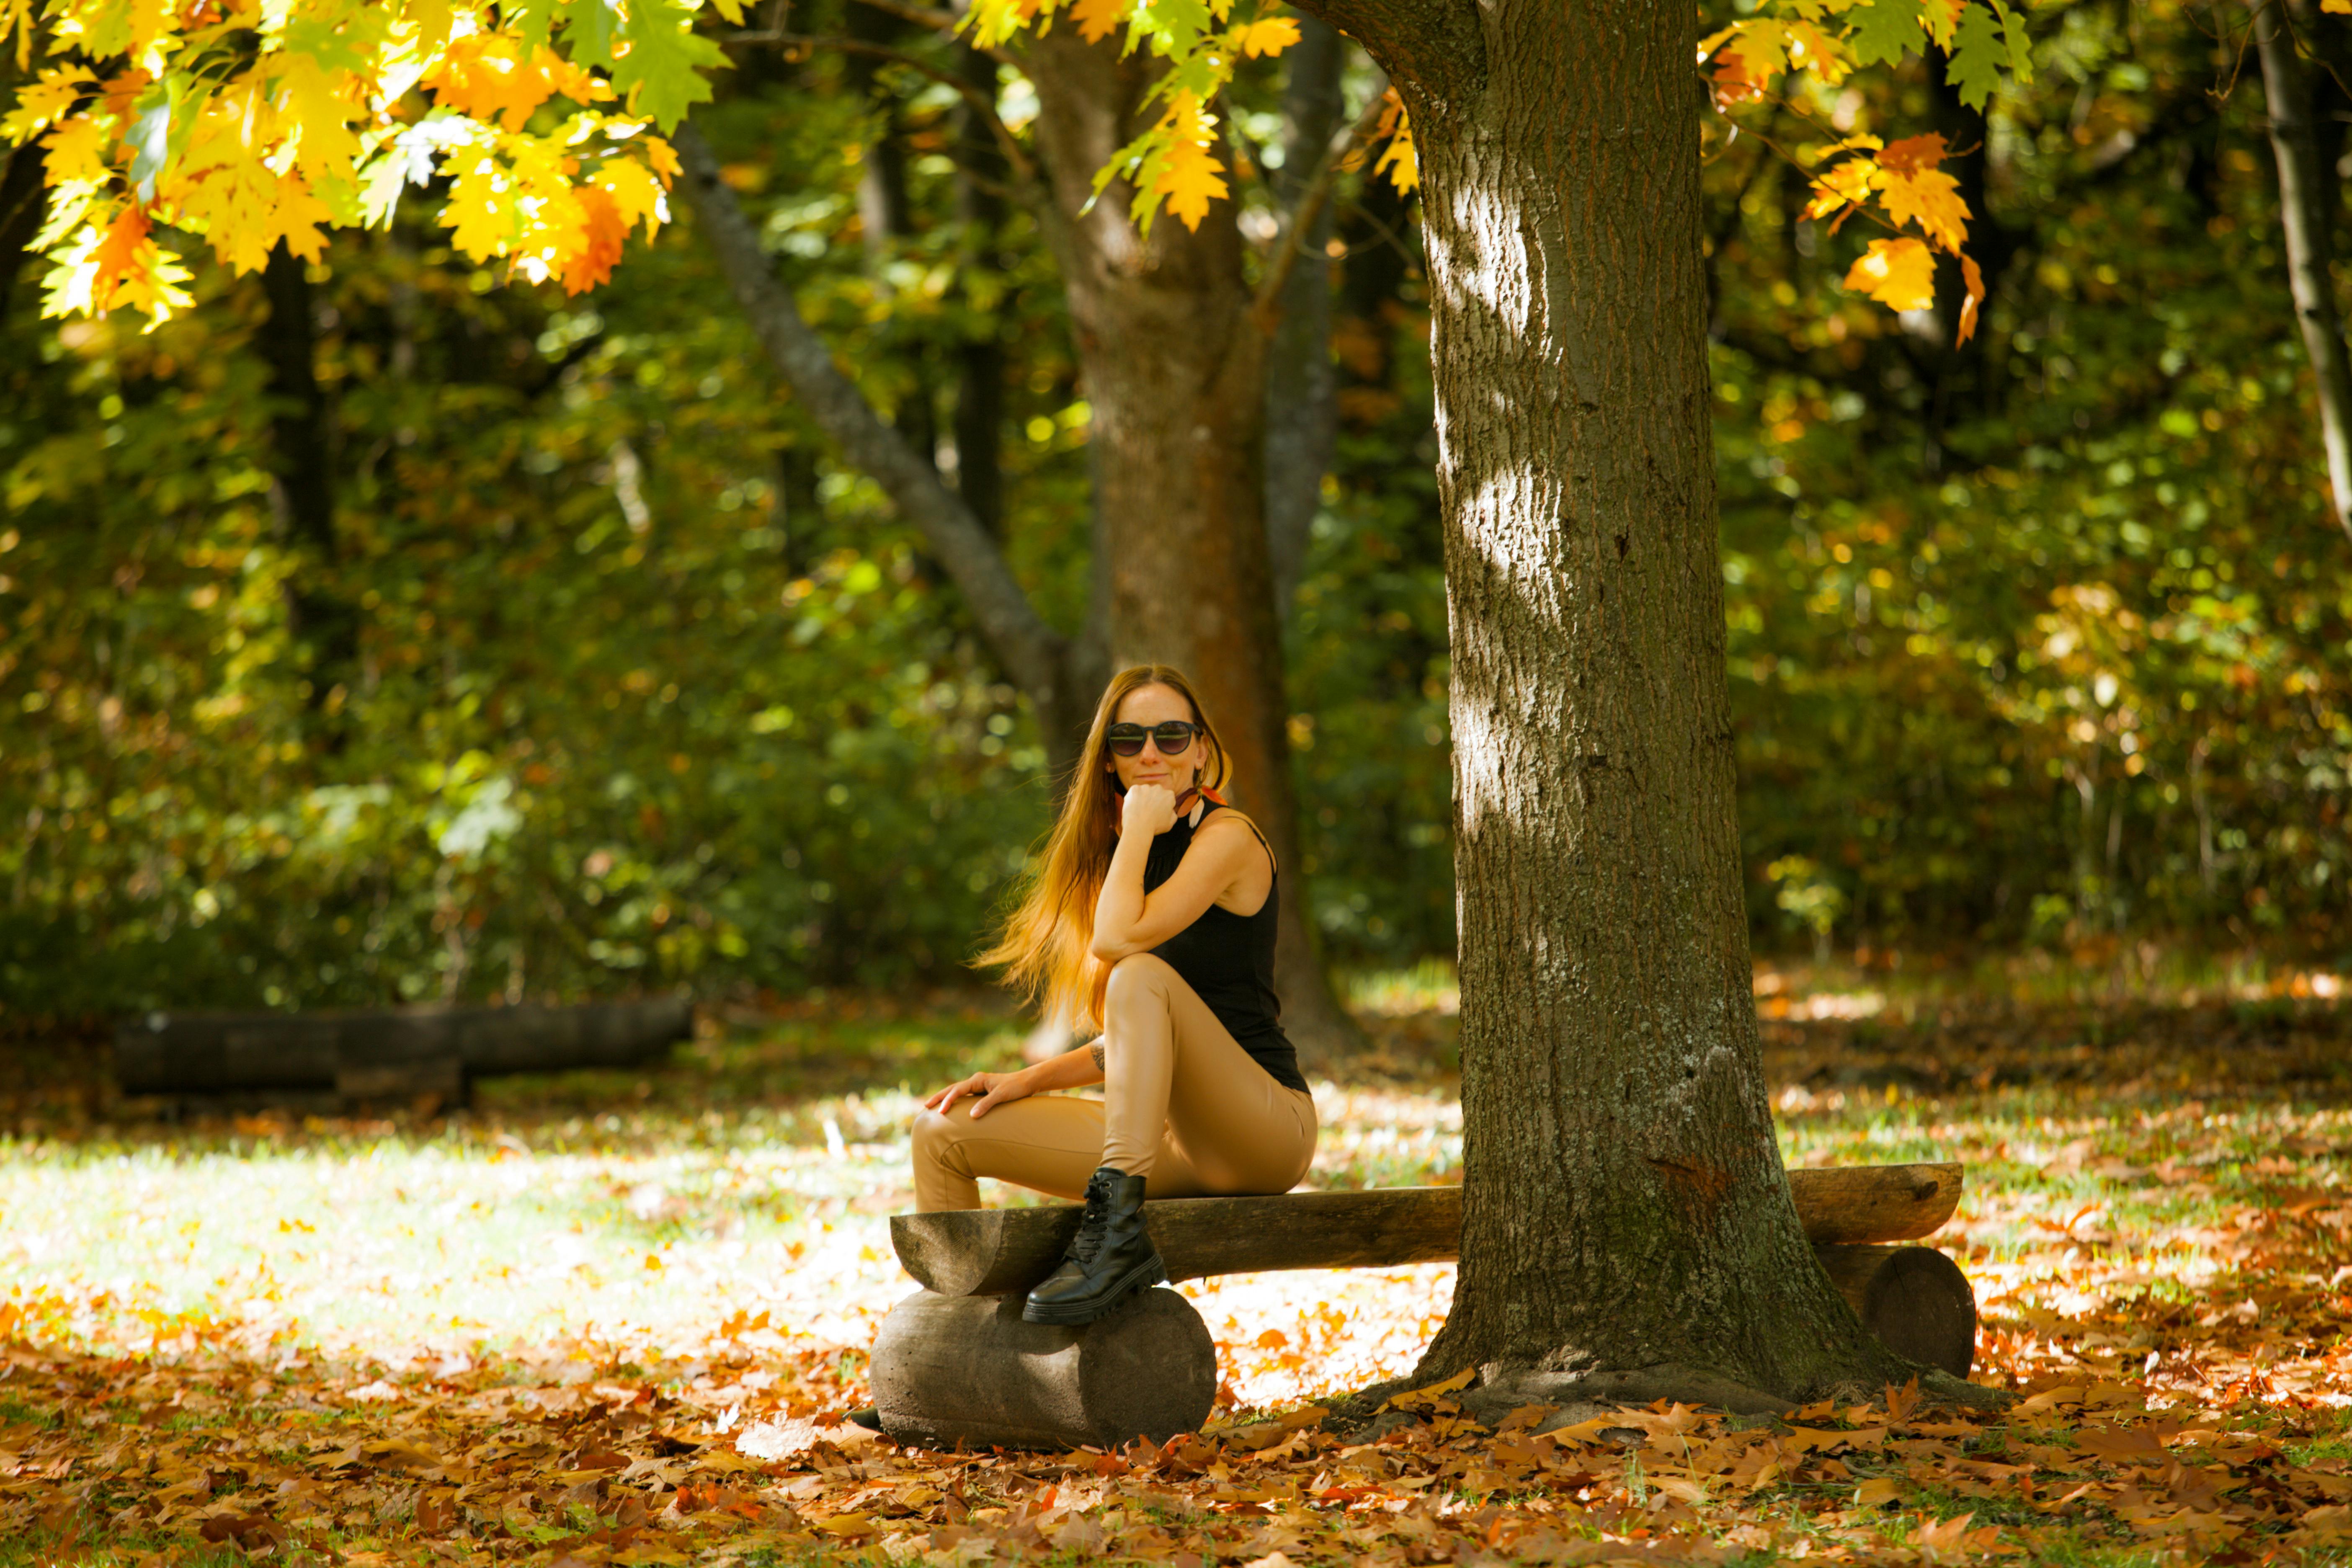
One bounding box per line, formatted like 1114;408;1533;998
4;968;2352;1565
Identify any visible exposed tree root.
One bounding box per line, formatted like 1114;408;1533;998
1324;1357;2012;1438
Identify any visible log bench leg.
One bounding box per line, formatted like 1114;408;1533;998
1816;1244;1978;1379
870;1287;1217;1451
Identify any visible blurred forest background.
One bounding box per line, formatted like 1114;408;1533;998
5;0;2350;1022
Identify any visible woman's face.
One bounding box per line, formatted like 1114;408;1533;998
1106;683;1204;794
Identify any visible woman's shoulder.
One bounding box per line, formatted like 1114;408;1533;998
1195;807;1273;860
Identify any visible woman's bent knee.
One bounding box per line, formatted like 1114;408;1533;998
1104;952;1176;1005
911;1105;965;1157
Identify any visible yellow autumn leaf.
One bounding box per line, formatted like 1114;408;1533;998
1718;20;1791;88
504;132;590;284
174;154;333;273
1956;252;1986;345
1801;157;1878;224
41;203;192;325
428;34;563;129
1150;91;1228;232
1069;0;1127;44
2;68;95;142
1374;117;1416;195
401;0;462;61
1233;17;1300;57
815;1514;876;1538
593;154;666;234
441;144;515;260
2327;0;2351;14
562;181;630;294
1370;88;1417;196
272;54;365;185
42;116;112;186
121;0;177;73
1844;236;1936;311
1880;166;1969;252
1785;20;1850;83
962;0;1029;49
1876;132;1947;174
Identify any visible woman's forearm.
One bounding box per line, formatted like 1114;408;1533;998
1090;833;1153;956
1021;1042;1106;1092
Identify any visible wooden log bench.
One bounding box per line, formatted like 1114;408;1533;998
872;1163;1975;1451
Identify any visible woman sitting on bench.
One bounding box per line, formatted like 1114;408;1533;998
911;664;1318;1326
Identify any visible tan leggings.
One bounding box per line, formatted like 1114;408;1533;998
911;953;1318;1211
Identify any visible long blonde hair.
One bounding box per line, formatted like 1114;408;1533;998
980;666;1233;1031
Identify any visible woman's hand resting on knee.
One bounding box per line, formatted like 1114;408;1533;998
925;1070;1032;1120
925;1038;1108;1119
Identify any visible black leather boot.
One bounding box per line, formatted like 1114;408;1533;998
1021;1167;1166;1325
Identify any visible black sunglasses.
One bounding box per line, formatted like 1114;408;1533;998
1106;721;1202;757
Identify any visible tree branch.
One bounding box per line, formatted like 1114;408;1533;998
1252;78;1391;335
727;29;1039;188
853;0;967;36
671;122;1071;707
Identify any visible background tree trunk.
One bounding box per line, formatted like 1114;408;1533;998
0;145;45;320
1304;0;1908;1399
952;39;1011;539
1022;31;1368;1066
258;242;359;736
1264;18;1347;619
2254;0;2352;542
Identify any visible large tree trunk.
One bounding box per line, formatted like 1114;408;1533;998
1021;31;1367;1067
2254;0;2352;542
1303;0;1915;1403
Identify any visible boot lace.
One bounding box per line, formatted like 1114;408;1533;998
1070;1171;1116;1263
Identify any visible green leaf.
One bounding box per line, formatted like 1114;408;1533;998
126;99;170;202
1843;0;1921;67
1946;0;2009;108
279;10;379;74
614;0;726;131
1999;0;2035;78
561;0;621;70
508;0;567;56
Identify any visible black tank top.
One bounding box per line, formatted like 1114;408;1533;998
1137;802;1308;1093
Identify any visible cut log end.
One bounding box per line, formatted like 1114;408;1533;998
1816;1243;1978;1379
869;1288;1217;1451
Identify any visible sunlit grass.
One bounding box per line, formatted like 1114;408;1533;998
5;973;2347;1426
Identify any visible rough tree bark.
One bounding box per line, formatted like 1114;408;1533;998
2254;0;2352;542
1295;0;1935;1404
1021;30;1368;1065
